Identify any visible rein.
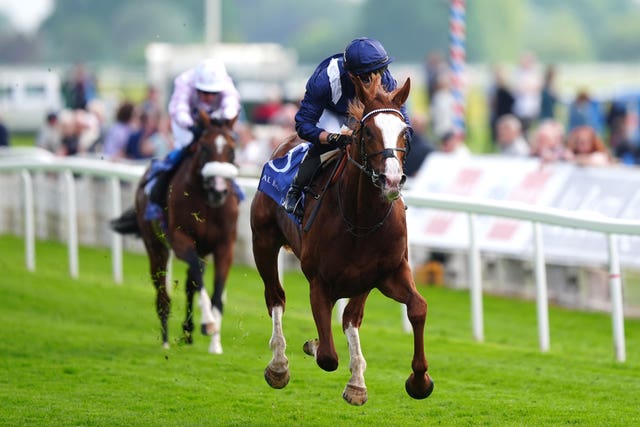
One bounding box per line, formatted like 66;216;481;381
337;178;395;237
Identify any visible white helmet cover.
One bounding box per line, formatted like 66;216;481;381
194;59;229;93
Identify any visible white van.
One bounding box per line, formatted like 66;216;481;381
0;67;63;132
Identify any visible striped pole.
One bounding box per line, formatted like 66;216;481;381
449;0;466;136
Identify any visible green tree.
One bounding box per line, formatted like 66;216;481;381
466;0;528;63
357;0;449;62
527;6;594;62
38;0;204;64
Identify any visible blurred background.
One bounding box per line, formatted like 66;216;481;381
3;0;640;314
1;0;640;153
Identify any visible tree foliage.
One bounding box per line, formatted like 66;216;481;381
1;0;640;65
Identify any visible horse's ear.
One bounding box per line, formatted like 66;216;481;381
392;77;411;107
198;109;210;126
365;72;382;100
349;72;366;102
350;72;380;102
227;114;239;129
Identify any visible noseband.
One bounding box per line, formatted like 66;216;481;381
347;108;409;188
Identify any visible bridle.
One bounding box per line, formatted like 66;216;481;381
338;107;410;237
346;108;410;189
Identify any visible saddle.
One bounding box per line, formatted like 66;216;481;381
258;144;344;226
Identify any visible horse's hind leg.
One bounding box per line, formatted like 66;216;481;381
379;262;434;400
145;242;171;348
341;292;370;406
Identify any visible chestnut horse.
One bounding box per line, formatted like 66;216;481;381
250;74;434;405
131;112;240;353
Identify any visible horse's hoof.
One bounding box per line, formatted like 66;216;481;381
162;342;170;350
303;339;318;356
405;373;434;400
208;336;223;354
200;322;218;336
264;365;290;389
182;332;193;345
342;384;368;406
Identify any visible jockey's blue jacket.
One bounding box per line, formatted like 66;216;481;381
294;53;411;145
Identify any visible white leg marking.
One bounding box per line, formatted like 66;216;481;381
208;306;223;354
335;298;347;323
345;324;367;389
199;288;218;333
269;306;288;371
401;304;412;334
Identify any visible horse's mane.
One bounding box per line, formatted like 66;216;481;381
346;73;396;132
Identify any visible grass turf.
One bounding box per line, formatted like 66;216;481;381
0;234;639;426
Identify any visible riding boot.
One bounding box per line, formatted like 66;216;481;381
109;206;140;235
149;169;174;207
283;153;321;218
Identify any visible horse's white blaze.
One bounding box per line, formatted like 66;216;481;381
269;306;288;371
374;113;406;187
345;324;367;389
215;134;226;155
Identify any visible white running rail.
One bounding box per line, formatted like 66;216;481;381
1;151;639;362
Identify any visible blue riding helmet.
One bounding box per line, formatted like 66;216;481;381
343;37;394;75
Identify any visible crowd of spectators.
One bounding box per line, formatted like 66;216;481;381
34;65;177;164
418;50;640;173
15;54;640;179
29;63;304;176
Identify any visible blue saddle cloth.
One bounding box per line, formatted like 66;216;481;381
257;142;310;225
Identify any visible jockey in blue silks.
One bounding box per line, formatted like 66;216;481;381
144;58;241;220
283;37;412;219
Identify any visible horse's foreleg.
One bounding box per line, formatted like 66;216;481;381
208;244;234;354
265;305;290;388
182;263;197;345
251;204;289;388
192;260;217;337
308;281;338;372
341;293;370;406
379;263;434;400
147;247;170;348
176;242;217;338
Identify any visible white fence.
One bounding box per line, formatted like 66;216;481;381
1;148;639;362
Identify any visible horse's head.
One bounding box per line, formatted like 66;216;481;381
348;72;411;202
191;110;239;207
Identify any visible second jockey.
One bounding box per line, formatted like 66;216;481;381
144;58;241;220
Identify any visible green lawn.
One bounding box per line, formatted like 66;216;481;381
1;234;639;426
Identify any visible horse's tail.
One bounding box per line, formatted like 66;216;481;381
109;206;141;236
